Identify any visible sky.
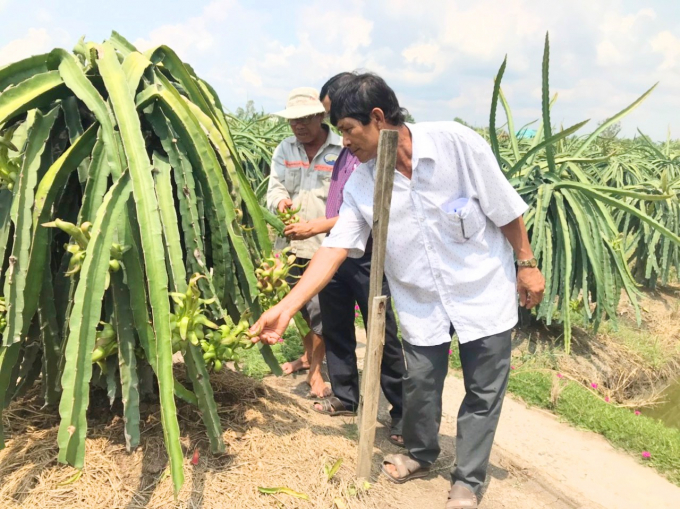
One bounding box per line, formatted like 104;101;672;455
2;0;680;139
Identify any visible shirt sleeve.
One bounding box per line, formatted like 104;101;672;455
461;131;528;227
266;143;290;212
322;180;371;258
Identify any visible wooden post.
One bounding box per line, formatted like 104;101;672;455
356;129;398;480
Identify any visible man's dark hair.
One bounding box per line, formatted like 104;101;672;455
319;72;355;102
330;73;406;127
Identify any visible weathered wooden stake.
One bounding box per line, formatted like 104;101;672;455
356;129;398;480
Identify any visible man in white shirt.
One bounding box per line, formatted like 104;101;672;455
252;74;545;509
267;87;343;398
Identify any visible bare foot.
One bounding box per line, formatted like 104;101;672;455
282;357;310;375
307;373;332;398
390;435;404;446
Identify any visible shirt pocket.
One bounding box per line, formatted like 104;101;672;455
284;167;302;195
440;197;486;243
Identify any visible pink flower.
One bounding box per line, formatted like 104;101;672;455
355;313;359;318
448;350;453;355
556;373;563;379
355;304;360;311
274;253;280;258
510;365;515;370
277;337;284;343
591;383;598;389
642;451;651;459
605;396;610;403
635;410;641;416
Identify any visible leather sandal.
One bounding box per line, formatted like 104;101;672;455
312;396;356;416
380;453;430;484
445;484;478;509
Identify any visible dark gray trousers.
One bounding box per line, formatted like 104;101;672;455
402;329;512;495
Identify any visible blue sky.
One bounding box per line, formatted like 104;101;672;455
2;0;680;139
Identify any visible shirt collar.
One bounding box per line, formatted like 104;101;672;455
407;123;437;164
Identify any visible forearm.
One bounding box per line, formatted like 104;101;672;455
309;216;339;235
277;247;348;314
500;216;533;260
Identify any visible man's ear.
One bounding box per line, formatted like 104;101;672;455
370;108;386;128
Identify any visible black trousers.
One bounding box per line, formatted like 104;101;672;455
318;251;405;433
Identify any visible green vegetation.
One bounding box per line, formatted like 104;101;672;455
489;34;680;353
507;370;680;486
0;32;288;494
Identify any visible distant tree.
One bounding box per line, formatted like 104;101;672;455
404;111;416;123
596;121;621;153
454;116;472;128
235;100;259;120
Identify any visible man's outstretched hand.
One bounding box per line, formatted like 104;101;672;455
249;305;292;345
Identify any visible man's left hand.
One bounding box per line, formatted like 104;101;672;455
285;221;317;240
517;267;545;309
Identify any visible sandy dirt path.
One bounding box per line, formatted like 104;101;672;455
343;328;680;508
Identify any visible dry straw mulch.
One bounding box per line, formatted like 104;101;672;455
0;369;399;509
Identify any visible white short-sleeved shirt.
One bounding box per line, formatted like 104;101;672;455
323;122;528;346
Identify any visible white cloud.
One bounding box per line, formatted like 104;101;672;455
121;0;679;138
597;40;625;65
0;28;53;67
651;31;680;70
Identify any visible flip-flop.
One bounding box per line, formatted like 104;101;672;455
312;396;357;416
381;454;430;484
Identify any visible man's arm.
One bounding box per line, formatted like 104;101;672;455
284;216;339;240
250;247;348;344
500;216;545;309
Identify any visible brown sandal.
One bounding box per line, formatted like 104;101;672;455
380;453;430;484
446;484;478;508
312;396;356;416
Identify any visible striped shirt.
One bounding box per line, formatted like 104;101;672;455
325;148;360;219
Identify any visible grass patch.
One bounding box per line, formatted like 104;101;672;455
508;369;680;486
240;326;304;379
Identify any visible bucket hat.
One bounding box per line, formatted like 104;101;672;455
274;87;326;119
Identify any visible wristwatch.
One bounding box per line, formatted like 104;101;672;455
517;257;538;268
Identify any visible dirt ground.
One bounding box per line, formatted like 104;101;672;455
2;286;680;509
0;365;584;509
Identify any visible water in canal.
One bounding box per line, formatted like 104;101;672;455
645;379;680;430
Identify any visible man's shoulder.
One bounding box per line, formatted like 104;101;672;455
274;135;298;153
326;128;343;148
414;121;484;142
413;121;490;157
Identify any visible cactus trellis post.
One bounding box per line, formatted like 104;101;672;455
356;129;398;480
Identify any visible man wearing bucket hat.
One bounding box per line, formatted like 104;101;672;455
266;87;342;398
